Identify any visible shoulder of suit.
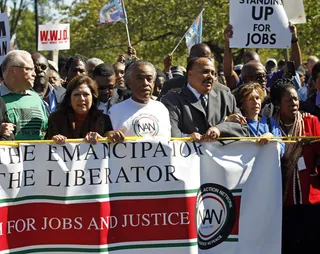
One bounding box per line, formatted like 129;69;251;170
213;82;231;93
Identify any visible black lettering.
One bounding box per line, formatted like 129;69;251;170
23;169;35;187
23;145;36;161
84;145;98;160
88;168;102;185
115;167;130;183
48;145;58;161
47;170;61;186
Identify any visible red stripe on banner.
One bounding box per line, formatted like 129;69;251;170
231;196;241;235
0;197;197;251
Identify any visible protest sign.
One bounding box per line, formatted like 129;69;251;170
283;0;306;24
0;141;281;253
0;13;10;64
230;0;291;48
38;24;70;51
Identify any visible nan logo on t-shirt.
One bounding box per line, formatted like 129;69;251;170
132;113;160;137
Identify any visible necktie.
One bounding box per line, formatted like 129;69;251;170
200;94;208;113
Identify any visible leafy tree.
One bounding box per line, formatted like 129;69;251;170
14;0;320;67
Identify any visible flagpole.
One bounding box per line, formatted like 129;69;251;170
121;0;131;47
170;9;204;55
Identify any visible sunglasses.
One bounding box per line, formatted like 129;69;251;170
35;64;48;71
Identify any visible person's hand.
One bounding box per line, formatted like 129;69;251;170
189;132;202;142
225;113;247;125
128;46;137;57
85;131;102;145
117;54;126;64
224;24;233;42
256;132;274;145
52;134;67;145
131;54;140;61
289;22;297;39
302;112;312;118
163;54;173;73
0;123;15;137
105;130;125;143
201;126;220;142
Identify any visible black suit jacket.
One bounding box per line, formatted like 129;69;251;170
158;75;230;99
52;85;66;105
161;84;248;138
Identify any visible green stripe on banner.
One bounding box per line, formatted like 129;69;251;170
0;189;242;204
0;189;199;203
10;238;239;253
11;242;199;253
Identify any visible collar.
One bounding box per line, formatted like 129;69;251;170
0;81;33;96
187;83;208;100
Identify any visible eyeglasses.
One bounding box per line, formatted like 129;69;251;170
254;73;267;82
13;66;35;72
98;85;115;91
34;64;48;71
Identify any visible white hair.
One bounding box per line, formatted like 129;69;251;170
1;50;32;75
124;60;157;85
86;57;104;69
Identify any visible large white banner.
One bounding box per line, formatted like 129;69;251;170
38;24;70;51
230;0;291;48
0;13;10;64
0;141;282;253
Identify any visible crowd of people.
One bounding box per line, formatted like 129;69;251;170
0;23;320;254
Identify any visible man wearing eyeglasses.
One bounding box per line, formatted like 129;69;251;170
0;50;48;140
31;52;65;115
161;57;248;141
92;63;116;114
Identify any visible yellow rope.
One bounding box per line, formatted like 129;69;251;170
0;136;319;147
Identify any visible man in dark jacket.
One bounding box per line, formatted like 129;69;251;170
31;52;65;115
158;43;230;100
161;57;247;140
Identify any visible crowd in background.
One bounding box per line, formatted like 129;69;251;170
0;23;320;254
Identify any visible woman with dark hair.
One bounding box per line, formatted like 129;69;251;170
47;75;110;144
234;83;284;153
270;78;320;253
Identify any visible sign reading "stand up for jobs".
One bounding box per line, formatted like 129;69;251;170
230;0;291;49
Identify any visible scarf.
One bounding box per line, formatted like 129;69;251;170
274;111;304;204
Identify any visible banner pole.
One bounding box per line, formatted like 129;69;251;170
170;9;204;55
121;0;131;47
125;23;131;47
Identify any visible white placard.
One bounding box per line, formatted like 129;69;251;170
283;0;306;24
230;0;291;49
0;13;10;64
38;23;70;51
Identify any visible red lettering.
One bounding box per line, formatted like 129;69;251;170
49;30;58;41
40;31;48;42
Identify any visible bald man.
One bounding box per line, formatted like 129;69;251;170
158;43;230;99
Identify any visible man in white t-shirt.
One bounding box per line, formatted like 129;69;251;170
106;60;171;142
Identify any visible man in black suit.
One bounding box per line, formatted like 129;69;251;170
158;43;230;100
31;52;65;115
161;57;248;141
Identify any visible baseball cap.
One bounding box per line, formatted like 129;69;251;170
265;58;277;66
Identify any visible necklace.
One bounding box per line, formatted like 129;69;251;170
280;119;295;127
